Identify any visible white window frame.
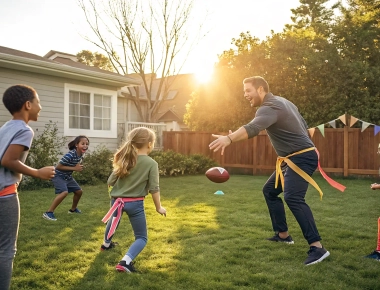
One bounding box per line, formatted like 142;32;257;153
64;83;117;138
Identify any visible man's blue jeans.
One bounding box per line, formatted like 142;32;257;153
263;149;321;244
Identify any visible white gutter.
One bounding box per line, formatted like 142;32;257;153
0;52;141;88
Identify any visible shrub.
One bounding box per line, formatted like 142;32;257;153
149;150;218;176
73;145;113;185
20;121;67;190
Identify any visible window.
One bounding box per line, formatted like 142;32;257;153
64;84;117;138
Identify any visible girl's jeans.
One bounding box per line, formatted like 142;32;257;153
104;199;147;260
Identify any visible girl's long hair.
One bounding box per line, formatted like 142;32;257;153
68;135;89;150
113;127;156;178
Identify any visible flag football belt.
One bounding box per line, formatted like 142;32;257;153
102;197;145;239
275;147;346;199
0;184;17;197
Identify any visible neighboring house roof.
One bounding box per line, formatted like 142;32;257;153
157;108;182;122
0;46;141;87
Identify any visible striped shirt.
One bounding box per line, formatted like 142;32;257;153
55;149;83;179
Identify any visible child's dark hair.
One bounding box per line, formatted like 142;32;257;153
2;84;37;114
68;135;90;150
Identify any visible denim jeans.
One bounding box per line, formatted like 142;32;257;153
104;199;147;260
0;194;19;290
262;149;321;244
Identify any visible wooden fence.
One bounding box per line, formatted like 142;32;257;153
163;127;380;177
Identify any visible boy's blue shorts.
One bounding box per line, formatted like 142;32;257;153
51;175;81;194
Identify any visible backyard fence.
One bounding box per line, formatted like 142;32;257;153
163;127;380;177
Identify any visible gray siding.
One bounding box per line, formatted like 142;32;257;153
0;67;122;156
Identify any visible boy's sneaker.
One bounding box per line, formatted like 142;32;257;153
304;246;330;265
42;212;57;221
115;260;137;273
68;208;82;214
267;233;294;244
365;251;380;261
100;241;119;251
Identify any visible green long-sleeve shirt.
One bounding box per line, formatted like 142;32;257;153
107;155;160;198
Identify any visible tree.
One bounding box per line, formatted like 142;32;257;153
327;0;380;123
78;0;205;122
76;50;115;72
285;0;339;36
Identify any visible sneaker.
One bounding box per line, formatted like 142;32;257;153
115;260;137;273
365;251;380;261
100;241;119;251
42;212;57;221
68;208;82;214
267;233;294;244
304;246;330;265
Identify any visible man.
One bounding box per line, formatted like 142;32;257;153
209;76;330;265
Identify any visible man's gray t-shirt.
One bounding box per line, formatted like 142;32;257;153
0;120;34;190
243;93;314;157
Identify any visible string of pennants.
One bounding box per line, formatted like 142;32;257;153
308;113;380;138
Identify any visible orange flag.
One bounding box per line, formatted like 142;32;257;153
350;116;358;127
338;114;347;125
308;128;316;137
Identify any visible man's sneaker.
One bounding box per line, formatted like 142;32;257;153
115;260;137;273
365;250;380;261
304;246;330;265
100;241;119;251
42;212;57;221
267;233;294;244
68;208;82;214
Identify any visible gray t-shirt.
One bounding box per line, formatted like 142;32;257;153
0;120;34;190
243;93;314;157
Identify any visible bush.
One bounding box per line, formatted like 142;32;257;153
20;121;67;190
149;150;218;176
73;145;113;185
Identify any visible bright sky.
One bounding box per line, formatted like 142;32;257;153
0;0;306;82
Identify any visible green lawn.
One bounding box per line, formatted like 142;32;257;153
11;175;380;290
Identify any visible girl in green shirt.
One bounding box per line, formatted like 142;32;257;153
101;127;166;273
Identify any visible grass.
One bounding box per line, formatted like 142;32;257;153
11;175;380;290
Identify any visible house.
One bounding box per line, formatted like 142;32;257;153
122;73;198;131
0;46;141;152
154;74;197;131
0;46;198;154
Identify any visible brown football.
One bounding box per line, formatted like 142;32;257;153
205;167;230;183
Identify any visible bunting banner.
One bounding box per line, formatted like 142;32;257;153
375;126;380;136
338;114;346;125
328;120;336;128
317;124;325;137
361;121;371;132
308;128;316;138
349;116;358;127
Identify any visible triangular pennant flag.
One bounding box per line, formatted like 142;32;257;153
338;114;346;125
350;116;358;127
308;128;316;138
375;126;380;136
328;120;336;128
361;121;371;132
317;124;325;137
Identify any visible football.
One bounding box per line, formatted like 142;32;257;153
205;167;230;183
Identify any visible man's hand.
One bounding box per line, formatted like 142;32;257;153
209;130;233;155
